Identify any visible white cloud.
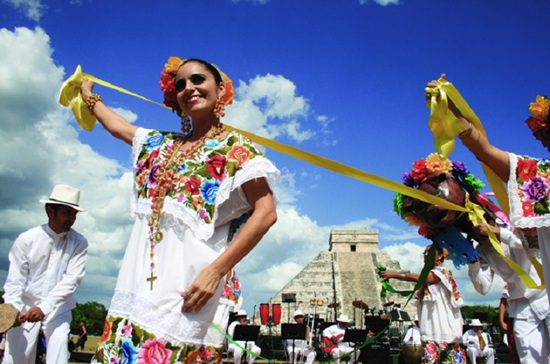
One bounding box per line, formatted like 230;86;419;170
4;0;47;21
110;107;138;124
0;27;133;307
225;74;315;143
359;0;400;5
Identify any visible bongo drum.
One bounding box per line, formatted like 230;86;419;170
272;303;281;325
259;303;269;325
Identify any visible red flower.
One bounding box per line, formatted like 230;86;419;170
206;155;227;181
228;145;251;167
517;159;539;182
98;318;113;345
410;159;428;184
185;177;201;196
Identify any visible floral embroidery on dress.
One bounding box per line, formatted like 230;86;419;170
221;271;242;307
516;155;550;217
135;130;264;224
421;340;466;364
418;267;462;303
92;316;223;364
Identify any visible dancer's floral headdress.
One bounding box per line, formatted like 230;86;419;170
159;57;235;117
393;154;485;237
393;154;488;268
525;95;550;151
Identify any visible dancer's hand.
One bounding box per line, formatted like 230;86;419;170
182;265;223;313
80;78;95;99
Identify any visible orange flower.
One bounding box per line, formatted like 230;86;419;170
425;153;453;176
221;71;235;105
165;57;185;74
529;95;550;121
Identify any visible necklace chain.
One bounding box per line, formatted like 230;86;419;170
146;124;226;289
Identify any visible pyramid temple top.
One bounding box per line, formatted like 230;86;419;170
329;229;379;252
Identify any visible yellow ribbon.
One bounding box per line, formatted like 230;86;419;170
426;77;509;220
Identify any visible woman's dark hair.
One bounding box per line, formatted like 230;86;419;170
184;58;223;84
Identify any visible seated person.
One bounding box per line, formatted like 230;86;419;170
462;319;494;364
227;310;261;364
322;315;360;364
402;316;421;346
286;310;316;364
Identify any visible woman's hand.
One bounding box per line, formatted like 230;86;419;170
181;265;224;313
379;270;394;282
80;78;95;100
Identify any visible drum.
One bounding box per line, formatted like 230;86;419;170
259;303;269;325
401;344;422;364
272;303;281;325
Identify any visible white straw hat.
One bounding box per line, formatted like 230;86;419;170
40;184;85;212
235;310;247;317
337;314;350;323
470;318;483;326
293;310;305;318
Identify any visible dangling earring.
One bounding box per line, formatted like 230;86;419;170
213;96;226;118
180;113;193;137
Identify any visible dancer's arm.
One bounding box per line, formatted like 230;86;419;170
182;177;277;313
81;79;138;145
427;74;510;182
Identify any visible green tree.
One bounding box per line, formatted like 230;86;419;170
70;301;107;336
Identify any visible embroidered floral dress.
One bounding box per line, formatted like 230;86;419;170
92;128;279;364
508;153;550;301
417;266;466;364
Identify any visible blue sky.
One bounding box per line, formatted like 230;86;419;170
1;0;549;317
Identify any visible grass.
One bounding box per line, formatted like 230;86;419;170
73;335;100;353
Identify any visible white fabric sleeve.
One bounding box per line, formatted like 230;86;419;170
467;259;494;295
2;233;30;312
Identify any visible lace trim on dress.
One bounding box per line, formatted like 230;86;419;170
508;153;550;229
108;289;224;347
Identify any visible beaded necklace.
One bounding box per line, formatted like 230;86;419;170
146;124;226;290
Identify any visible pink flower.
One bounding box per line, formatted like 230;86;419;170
137;338;173;364
122;324;133;337
228;146;251;167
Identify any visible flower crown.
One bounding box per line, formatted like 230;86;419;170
393;154;485;237
525;95;550;151
159;57;235;117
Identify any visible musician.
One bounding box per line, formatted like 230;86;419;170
227;310;261;364
402;316;421;346
286;310;316;364
322;314;360;364
462;319;494;364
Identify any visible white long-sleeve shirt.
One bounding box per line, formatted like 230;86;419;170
3;224;88;321
467;225;549;320
462;329;490;349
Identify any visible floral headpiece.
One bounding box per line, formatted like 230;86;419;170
394;154;485;268
525;95;550;151
159;57;235;117
393;153;485;237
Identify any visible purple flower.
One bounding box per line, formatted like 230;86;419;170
522;176;548;203
147;163;161;188
452;161;470;176
199;209;208;219
402;172;414;186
